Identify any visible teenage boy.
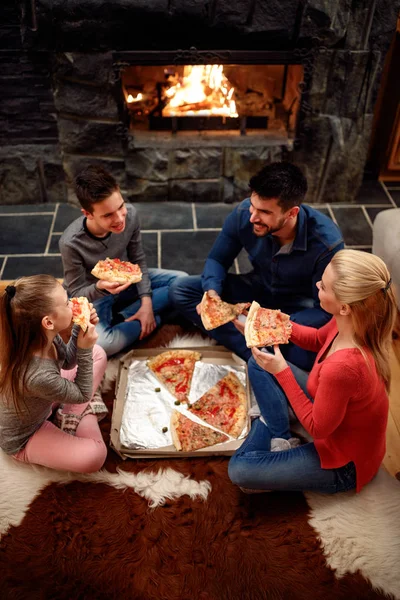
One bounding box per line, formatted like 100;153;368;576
169;161;344;371
59;165;187;356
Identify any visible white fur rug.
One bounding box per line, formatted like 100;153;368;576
306;468;400;598
0;449;211;539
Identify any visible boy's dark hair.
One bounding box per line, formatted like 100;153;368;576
249;162;308;212
75;165;119;213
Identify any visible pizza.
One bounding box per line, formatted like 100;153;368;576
70;296;91;332
147;350;202;403
91;257;142;285
200;291;250;330
187;372;247;438
244;301;292;348
170;411;229;452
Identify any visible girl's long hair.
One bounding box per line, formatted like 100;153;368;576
0;275;60;412
330;250;397;390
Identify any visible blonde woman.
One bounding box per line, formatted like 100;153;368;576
0;275;108;472
229;250;397;494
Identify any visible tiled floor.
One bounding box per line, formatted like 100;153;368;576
0;180;399;280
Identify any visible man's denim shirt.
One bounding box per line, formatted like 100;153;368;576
201;199;344;328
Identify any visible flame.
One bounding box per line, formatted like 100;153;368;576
127;92;143;103
163;65;238;118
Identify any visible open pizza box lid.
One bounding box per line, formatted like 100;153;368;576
110;345;251;459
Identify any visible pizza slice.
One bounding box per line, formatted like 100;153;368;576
147;350;202;403
200;291;250;330
170;411;229;452
244;301;292;348
70;296;91;332
91;257;142;285
187;372;247;438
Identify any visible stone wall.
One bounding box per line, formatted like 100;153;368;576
0;0;399;205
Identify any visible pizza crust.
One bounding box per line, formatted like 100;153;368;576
170;411;182;451
244;300;260;347
200;292;250;331
147;350;201;372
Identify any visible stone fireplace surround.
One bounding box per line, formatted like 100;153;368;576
1;0;399;207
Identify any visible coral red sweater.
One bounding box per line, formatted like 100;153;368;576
275;319;388;492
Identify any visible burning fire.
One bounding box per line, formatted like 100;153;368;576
163;65;238;118
127;92;143;103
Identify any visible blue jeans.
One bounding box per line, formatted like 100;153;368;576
168;274;319;370
94;268;187;356
248;356;312;440
228;359;357;493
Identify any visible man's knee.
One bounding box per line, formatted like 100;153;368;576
168;275;201;306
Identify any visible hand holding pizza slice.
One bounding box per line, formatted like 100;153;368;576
70;296;91;332
200;291;250;331
244;301;292;348
91;257;142;285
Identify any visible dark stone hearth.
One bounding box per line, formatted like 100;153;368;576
63;156;127;190
53;80;118;120
57;118;123;156
171;149;223;180
1;0;400;206
126;149;169;182
127;179;169;203
0;144;67;205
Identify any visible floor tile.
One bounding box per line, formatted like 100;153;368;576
135;202;193;230
365;207;393;224
237;249;253;274
390;191;400;207
142;232;158;269
53;204;82;232
331;207;372;245
195;203;237;228
0;215;53;254
2;256;64;280
0;204;56;214
382;181;400;188
161;231;219;274
48;234;61;254
355;181;390;204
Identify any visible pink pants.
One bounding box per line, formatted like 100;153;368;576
14;345;108;473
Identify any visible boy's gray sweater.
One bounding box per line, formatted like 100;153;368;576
59;203;151;302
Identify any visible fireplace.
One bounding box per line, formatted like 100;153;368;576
1;0;399;206
121;61;303;136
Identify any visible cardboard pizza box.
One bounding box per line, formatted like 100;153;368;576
110;345;251;459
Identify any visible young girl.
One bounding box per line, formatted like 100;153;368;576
229;250;397;494
0;275;108;473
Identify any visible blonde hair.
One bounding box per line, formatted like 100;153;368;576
0;275;61;412
330;249;397;390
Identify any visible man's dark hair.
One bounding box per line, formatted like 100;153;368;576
249;162;308;211
74;164;119;213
